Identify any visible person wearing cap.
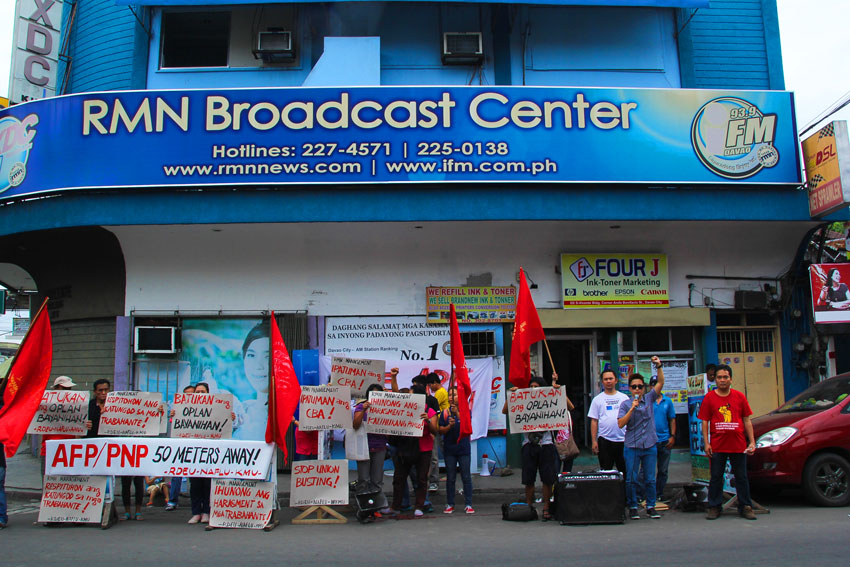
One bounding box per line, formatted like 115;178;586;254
40;376;81;465
652;376;676;507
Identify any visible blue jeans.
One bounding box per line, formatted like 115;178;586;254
0;466;7;524
655;442;672;500
444;453;472;507
708;453;752;510
168;476;182;506
624;445;657;509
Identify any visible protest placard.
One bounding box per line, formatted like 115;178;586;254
27;390;90;435
99;391;163;436
289;459;349;507
45;438;275;479
38;475;107;523
330;356;385;398
172;393;234;439
209;479;275;529
298;385;352;430
365;390;426;437
507;387;571;434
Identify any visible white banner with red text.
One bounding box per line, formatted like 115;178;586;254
45;438;275;479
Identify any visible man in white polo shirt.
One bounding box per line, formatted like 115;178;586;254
588;369;629;473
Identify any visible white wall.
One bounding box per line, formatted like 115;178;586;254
111;220;812;316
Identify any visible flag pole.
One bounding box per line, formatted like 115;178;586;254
0;297;49;400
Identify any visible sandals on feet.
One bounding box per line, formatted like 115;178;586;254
134;513;144;521
120;513;131;521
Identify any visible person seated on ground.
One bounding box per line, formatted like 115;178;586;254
145;476;170;507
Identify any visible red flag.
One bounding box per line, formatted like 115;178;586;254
509;268;546;389
449;304;473;441
0;299;53;458
265;312;301;460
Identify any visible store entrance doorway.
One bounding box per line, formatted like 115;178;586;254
541;337;592;447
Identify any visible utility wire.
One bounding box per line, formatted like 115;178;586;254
799;90;850;137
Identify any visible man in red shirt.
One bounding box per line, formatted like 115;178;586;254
698;364;757;520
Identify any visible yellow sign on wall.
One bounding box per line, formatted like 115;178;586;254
426;286;516;324
560;253;669;309
802;121;850;218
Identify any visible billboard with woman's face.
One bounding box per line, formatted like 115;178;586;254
810;263;850;324
179;318;269;440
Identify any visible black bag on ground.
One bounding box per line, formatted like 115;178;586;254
501;502;538;522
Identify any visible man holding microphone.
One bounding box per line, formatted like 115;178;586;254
618;356;664;520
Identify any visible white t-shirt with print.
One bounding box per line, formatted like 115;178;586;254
588;391;629;442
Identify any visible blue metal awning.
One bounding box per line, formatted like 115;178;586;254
116;1;709;8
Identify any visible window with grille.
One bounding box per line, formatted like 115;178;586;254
717;330;742;352
460;331;495;358
717;329;773;353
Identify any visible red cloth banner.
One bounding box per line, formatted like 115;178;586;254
449;304;473;440
265;312;301;459
508;268;546;389
0;300;53;458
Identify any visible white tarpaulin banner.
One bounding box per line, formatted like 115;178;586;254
45;438;275;479
320;356;496;440
289;459;349;507
27;390;90;435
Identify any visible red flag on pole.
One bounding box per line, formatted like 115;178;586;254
449;304;473;441
0;299;53;458
265;312;301;460
509;268;546;389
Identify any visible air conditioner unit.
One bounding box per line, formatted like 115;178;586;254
442;32;483;65
734;290;769;310
254;30;294;62
134;326;177;354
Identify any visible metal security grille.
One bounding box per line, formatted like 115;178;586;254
745;329;774;353
717;329;774;353
717;330;742;353
461;330;495;358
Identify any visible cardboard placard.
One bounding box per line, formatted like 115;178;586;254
330;356;385;398
365;390;426;437
99;391;163;436
298;385;352;430
289;459;349;507
45;438;275;479
209;479;275;529
507;387;570;434
38;475;107;523
171;393;234;439
27;390;90;435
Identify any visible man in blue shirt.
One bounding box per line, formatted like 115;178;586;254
651;377;676;508
618;356;665;520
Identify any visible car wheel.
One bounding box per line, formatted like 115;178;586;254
802;453;850;507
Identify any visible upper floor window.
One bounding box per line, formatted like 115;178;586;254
161;11;230;69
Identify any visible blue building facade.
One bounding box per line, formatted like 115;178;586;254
1;0;843;466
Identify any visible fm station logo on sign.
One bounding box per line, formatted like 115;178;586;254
691;97;779;179
0;114;38;193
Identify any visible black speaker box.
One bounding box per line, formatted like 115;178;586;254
554;471;625;525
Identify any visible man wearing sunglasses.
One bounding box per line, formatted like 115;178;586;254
617;356;665;521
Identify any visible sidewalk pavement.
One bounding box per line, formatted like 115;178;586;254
4;444;695;502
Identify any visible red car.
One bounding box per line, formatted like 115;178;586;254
749;373;850;506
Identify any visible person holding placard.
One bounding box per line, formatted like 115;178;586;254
617;356;665;521
86;379;148;521
503;376;559;521
166;384;195;511
188;382;213;524
39;376;82;466
439;387;474;514
390;382;438;517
